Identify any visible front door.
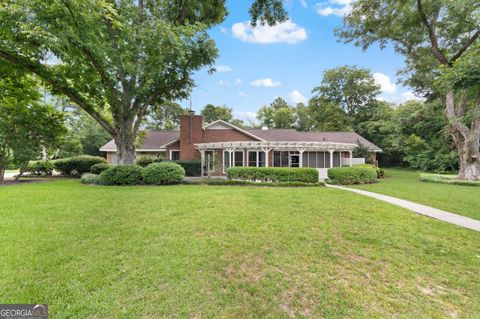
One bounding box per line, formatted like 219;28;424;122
289;154;300;167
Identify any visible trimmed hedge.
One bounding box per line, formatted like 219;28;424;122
135;155;155;167
419;174;480;187
226;167;319;183
165;160;201;176
90;163;110;175
26;160;54;176
80;173;101;185
143;162;185;185
356;164;385;178
328;166;377;185
99;165;143;185
54;155;106;176
183;179;323;187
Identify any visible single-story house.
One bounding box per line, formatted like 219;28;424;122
100;115;381;177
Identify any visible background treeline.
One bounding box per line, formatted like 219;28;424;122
142;66;458;173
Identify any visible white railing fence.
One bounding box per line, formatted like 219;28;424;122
341;157;365;166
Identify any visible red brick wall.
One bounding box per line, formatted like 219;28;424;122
166;141;180;160
179;115;203;160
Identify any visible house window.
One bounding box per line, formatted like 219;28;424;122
223;150;244;170
248;150;266;167
205;150;215;172
170;150;180;161
273;151;289;167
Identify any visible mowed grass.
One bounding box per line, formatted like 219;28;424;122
0;180;479;318
350;168;480;220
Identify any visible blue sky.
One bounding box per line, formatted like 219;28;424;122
181;0;419;122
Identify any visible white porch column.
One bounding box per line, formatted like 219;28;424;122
297;148;306;168
199;149;205;177
329;149;334;168
349;150;353;167
261;148;272;167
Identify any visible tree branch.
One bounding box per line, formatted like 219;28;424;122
0;50;116;136
449;29;480;64
416;0;450;65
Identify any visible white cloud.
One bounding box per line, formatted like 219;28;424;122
300;0;308;8
238;92;252;98
401;91;424;102
215;65;233;73
235;111;257;120
231;20;307;44
373;72;396;94
316;0;354;16
217;80;227;85
220;27;228;34
250;78;282;87
288;90;308;104
234;78;242;85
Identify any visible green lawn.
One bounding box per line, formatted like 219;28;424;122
1;180;479;318
350;168;480;221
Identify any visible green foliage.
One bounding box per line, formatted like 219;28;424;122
257;98;296;129
80;173;101;185
135;155;156;167
0;65;66;181
99;165;143;186
307;99;351;131
142;162;185;185
0;0;226;163
419;173;480;187
90;163;111;175
249;0;288;27
54;156;106;176
328;166;377;185
356;164;384;179
226;167;319;183
26;160;54;176
167;160;201;177
201;104;234;123
312;66;380;116
145;101;190;130
183;179;323;187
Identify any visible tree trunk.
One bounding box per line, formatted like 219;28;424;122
445;91;480;180
0;166;4;183
114;126;137;165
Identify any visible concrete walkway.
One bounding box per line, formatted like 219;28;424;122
327;184;480;232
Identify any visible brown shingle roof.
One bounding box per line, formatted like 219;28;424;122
100;131;180;151
100;129;381;151
245;129;381;150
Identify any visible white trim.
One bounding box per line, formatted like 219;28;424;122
223;149;245;173
205;150;215;172
160;138;180;148
247;150;267;167
100;148;166;152
203;120;265;142
169;149;180;161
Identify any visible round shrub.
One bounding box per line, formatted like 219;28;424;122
142;162;185;185
90;163;110;174
327;166;377;185
26;160;54;176
99;165;143;185
54;155;106;176
80;173;100;185
135;155;155;167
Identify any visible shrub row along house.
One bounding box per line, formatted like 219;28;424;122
100;115;381;178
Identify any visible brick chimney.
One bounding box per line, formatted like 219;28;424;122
179;115;203;160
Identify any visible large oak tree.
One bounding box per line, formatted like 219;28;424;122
0;0;226;164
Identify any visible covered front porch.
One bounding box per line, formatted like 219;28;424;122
195;141;358;177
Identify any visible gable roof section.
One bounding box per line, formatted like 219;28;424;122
203;120;265;141
99;131;180;152
245;129;381;151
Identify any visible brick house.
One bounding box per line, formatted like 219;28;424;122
100;115;381;177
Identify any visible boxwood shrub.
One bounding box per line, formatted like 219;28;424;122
54;155;106;176
226;167;319;183
142;162;185;185
328;166;377;185
80;173;101;185
355;164;384;178
99;165;143;185
135;155;155;167
164;160;201;176
90;163;111;175
26;160;54;176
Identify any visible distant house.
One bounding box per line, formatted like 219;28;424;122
100;115;381;176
